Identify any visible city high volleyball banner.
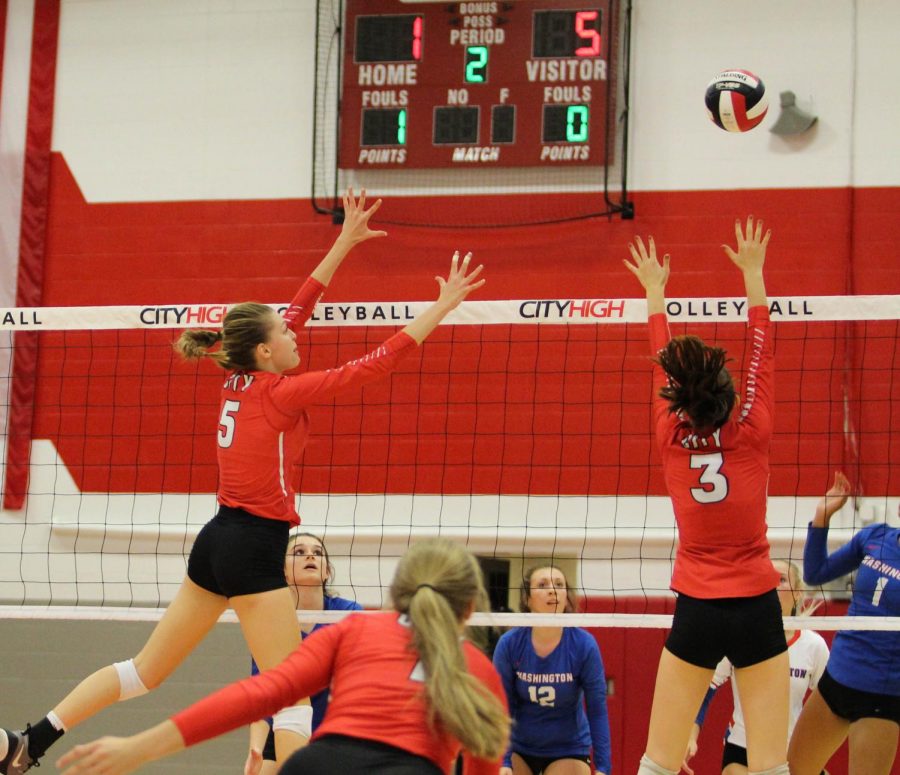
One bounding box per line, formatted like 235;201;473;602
0;295;898;331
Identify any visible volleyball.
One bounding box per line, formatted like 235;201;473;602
704;69;768;132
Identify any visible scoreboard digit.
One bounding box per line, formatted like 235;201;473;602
340;0;616;169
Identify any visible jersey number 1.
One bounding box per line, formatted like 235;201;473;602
872;576;888;607
690;452;729;504
217;400;241;448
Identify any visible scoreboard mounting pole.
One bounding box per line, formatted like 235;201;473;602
339;0;617;170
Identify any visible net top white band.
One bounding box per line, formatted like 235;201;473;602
1;295;898;331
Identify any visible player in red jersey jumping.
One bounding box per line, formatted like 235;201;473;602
0;190;485;775
55;539;510;775
625;217;790;775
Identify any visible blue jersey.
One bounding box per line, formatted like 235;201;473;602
804;522;900;695
250;594;363;729
492;627;611;773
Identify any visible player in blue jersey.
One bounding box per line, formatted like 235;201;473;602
492;565;611;775
244;532;362;775
788;472;900;775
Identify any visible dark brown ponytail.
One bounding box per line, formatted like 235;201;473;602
655;335;736;429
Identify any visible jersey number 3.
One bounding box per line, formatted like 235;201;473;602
217;400;241;448
690;452;729;504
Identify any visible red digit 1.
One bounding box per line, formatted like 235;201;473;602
574;11;600;57
412;16;423;60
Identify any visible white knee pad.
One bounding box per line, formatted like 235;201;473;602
748;766;790;775
272;705;313;739
113;659;149;701
637;754;678;775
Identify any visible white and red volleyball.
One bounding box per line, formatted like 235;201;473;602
704;70;768;132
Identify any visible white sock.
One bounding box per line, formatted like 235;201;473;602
637;754;678;775
748;766;790;775
47;711;67;733
0;729;9;760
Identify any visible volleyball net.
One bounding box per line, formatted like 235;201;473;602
0;294;898;629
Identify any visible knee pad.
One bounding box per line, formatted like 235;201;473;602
272;705;313;739
748;766;790;775
113;659;149;701
638;754;678;775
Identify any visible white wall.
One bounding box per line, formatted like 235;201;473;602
629;0;859;190
852;0;900;185
53;0;318;201
50;0;900;202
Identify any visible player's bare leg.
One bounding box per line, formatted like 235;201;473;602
55;577;227;728
642;648;714;772
232;586;305;765
787;689;848;775
847;717;899;775
734;650;789;772
545;757;592;773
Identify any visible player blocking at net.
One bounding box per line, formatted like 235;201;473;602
625;217;792;775
0;189;486;775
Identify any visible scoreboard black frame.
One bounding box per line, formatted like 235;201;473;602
339;0;619;169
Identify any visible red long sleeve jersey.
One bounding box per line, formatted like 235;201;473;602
171;612;507;774
216;278;417;524
649;305;779;598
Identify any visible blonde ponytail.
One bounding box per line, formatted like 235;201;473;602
174;329;227;366
391;540;509;760
173;302;275;371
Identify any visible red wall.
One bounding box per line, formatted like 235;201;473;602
35;154;900;500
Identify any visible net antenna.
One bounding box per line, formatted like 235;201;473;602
311;0;634;227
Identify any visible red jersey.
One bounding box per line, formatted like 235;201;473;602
171;612;507;774
649;305;779;598
216;278;417;524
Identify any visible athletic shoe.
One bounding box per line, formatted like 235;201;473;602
0;728;36;774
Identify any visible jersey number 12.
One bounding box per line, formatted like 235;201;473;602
528;685;556;707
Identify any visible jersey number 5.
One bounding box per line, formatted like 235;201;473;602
217;400;241;448
690;452;729;504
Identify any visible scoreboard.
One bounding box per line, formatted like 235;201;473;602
339;0;617;169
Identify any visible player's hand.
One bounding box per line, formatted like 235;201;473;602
244;746;263;775
57;736;143;775
623;236;670;292
681;722;700;775
435;251;485;310
722;215;771;275
814;471;851;527
681;740;698;774
339;187;388;246
499;768;513;775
